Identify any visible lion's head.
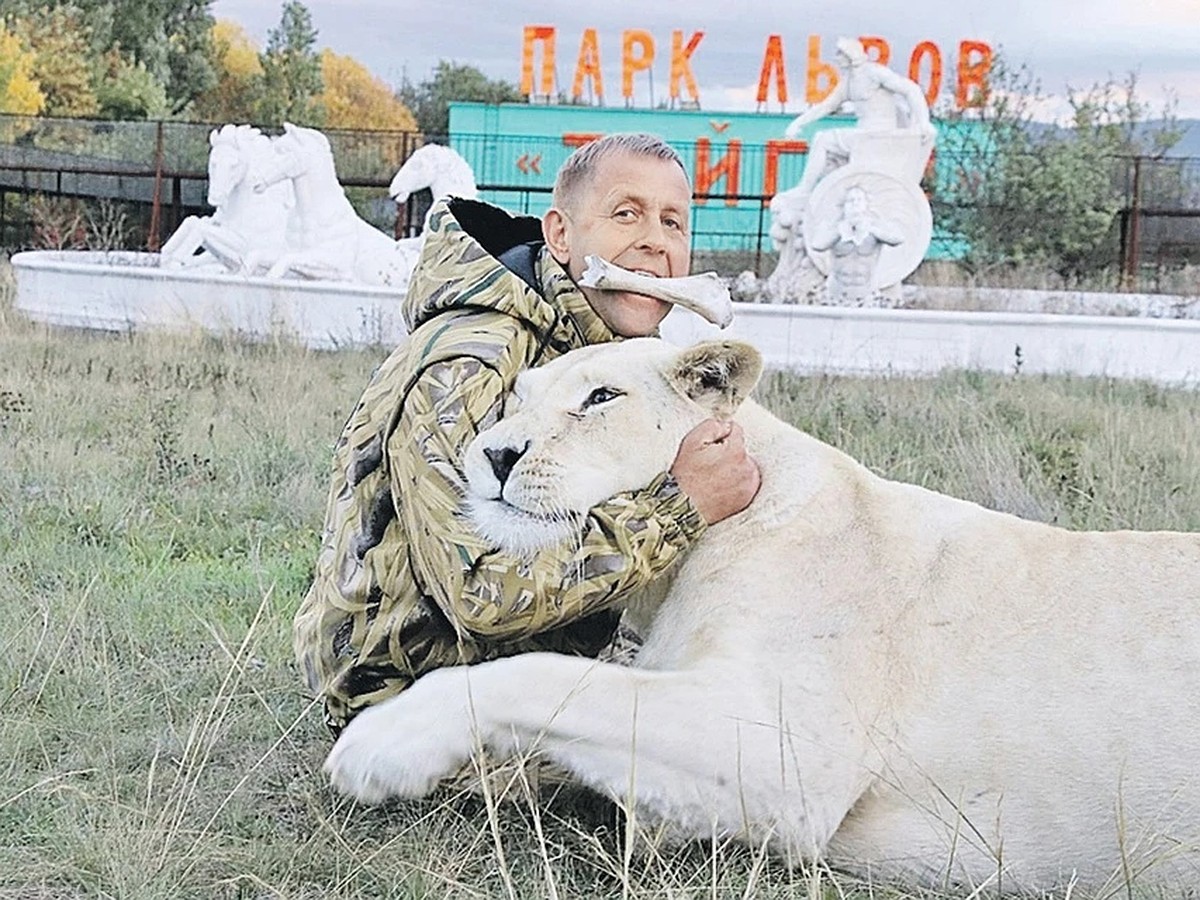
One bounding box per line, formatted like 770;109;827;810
464;338;763;555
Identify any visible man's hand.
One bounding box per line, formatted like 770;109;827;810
669;419;761;525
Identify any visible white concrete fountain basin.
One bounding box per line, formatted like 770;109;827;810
12;250;407;350
660;299;1200;387
13;249;1200;387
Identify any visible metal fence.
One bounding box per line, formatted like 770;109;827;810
1;113;1197;281
1116;156;1200;274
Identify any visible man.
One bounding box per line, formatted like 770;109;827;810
295;133;760;735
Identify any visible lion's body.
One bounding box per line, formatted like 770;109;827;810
326;338;1200;892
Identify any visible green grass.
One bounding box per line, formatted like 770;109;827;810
3;261;1199;898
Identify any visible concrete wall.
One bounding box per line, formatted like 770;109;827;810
662;302;1200;387
15;249;1200;387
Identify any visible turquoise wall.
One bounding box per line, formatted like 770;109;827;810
448;102;964;257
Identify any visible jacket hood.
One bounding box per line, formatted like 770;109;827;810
402;198;559;335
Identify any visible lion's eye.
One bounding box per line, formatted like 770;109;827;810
582;386;622;409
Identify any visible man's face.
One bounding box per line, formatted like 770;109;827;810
543;152;692;337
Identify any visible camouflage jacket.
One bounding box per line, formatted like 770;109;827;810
293;198;707;733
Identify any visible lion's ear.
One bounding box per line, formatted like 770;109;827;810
666;340;763;418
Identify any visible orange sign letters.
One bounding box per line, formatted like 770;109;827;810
522;26;994;109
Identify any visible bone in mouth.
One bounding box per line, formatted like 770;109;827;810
579;255;734;328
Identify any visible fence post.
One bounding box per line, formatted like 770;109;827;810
171;175;182;236
1122;155;1143;289
1117;208;1128;278
755;198;767;276
146;120;165;251
394;200;407;240
392;131;415;239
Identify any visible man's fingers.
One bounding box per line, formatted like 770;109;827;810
703;420;744;451
685;418;732;446
719;422;745;451
670;419;760;526
705;421;735;445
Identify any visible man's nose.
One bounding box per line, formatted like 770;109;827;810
483;441;529;487
635;218;670;253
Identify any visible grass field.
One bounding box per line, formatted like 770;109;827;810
3;261;1199;899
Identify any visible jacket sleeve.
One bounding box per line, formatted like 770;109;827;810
390;354;706;642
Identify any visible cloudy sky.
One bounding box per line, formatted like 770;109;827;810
210;0;1200;120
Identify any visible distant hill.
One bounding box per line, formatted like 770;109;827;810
1024;119;1199;158
1122;119;1199;158
1163;119;1200;158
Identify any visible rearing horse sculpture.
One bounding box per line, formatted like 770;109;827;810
159;124;293;273
253;123;415;287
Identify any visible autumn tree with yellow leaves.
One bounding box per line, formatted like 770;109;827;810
8;8;99;117
193;19;265;123
317;49;416;131
0;1;417;131
194;18;417;131
0;27;44;115
1;0;216;118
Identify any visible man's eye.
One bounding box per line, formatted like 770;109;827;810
582;387;622;409
663;216;682;230
613;208;637;221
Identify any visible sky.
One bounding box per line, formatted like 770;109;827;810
209;0;1200;121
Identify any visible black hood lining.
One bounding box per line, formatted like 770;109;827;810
447;197;544;259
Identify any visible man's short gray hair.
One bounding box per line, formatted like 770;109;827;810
553;133;689;211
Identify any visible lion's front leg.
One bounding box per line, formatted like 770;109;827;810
325;653;646;806
324;665;478;803
322;651;855;860
324;654;611;804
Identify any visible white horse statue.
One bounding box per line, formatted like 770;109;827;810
159;124;293;273
388;143;478;233
252;122;416;287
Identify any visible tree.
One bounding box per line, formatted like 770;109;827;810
935;59;1182;282
155;0;218;114
9;7;99;116
95;50;170;120
193;18;263;123
0;26;45;115
317;49;416;131
258;0;322;126
398;60;522;135
1;0;216;114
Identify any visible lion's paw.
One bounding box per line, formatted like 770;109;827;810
323;668;477;803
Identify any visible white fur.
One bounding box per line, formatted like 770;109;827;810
326;338;1200;893
464;495;579;558
460;341;697;556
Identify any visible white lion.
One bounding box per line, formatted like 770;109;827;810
325;337;1200;893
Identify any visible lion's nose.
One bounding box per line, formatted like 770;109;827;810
483;441;529;488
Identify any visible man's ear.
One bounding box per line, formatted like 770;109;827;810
667;340;763;418
541;207;571;266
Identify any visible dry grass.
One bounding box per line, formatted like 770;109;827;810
3;260;1199;898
